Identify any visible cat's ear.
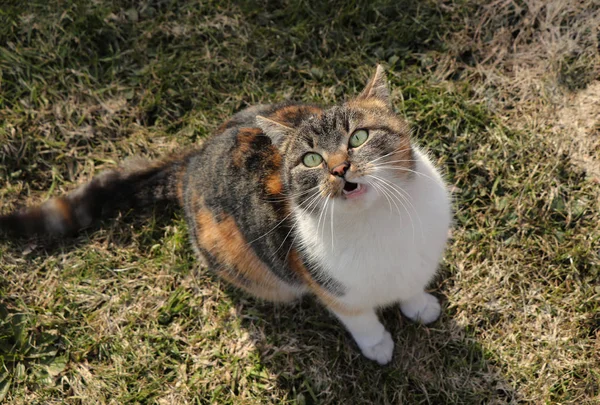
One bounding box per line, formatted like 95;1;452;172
256;115;294;147
357;65;391;106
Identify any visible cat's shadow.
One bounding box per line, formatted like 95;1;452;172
2;226;518;403
227;283;519;404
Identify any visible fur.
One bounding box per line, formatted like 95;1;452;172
0;66;451;364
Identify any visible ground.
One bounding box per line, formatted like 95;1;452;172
0;0;599;404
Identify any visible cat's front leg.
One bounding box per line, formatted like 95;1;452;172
333;309;394;365
399;292;441;324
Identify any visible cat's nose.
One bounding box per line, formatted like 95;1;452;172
330;162;349;177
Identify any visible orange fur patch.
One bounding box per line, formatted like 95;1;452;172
327;152;348;171
347;98;388;112
53;198;73;224
195;207;297;302
175;165;187;205
265;173;283;195
269;149;282;167
44;198;73;233
347;99;409;135
233;128;262;168
264;151;283;195
271;105;323;124
216;118;232;134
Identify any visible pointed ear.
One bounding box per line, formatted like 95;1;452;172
256;115;294;147
357;65;391;106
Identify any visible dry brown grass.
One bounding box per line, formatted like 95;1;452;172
1;0;599;403
555;81;600;181
440;0;600;178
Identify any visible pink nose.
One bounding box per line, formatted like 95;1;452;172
331;162;349;176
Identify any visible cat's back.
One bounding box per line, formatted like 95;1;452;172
215;102;321;136
184;101;324;202
182;104;285;227
178;102;320;290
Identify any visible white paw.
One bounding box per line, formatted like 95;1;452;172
357;330;394;365
400;293;441;324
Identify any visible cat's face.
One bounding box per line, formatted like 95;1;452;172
286;101;412;214
259;66;414;215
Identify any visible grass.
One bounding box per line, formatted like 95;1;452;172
0;0;599;403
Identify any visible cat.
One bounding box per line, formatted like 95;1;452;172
0;65;451;365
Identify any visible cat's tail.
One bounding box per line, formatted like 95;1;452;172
0;154;190;238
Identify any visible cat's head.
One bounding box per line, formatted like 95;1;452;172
257;65;413;214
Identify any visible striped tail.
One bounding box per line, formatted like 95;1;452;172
0;155;189;237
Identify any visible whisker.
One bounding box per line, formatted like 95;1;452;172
330;198;335;251
248;188;322;245
370;174;419;242
367;150;397;164
283;193;324;263
379;181;405;221
322;196;331;245
270;217;300;259
317;195;329;244
284;232;301;264
262;185;320;203
378;177;422;230
373;166;438;182
367;179;393;214
246;211;293;245
368;175;403;221
371;159;418;165
280;190;325;263
367;145;412;165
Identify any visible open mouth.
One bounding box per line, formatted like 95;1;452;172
343;181;359;193
342;181;366;198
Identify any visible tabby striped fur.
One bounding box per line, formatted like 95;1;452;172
1;66;451;364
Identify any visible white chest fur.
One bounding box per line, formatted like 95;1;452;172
295;147;451;311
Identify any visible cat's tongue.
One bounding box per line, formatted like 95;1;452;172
342;182;366;199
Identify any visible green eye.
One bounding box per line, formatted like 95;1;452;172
302;152;323;167
349;129;369;147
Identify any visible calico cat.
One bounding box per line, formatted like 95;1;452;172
0;66;451;365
